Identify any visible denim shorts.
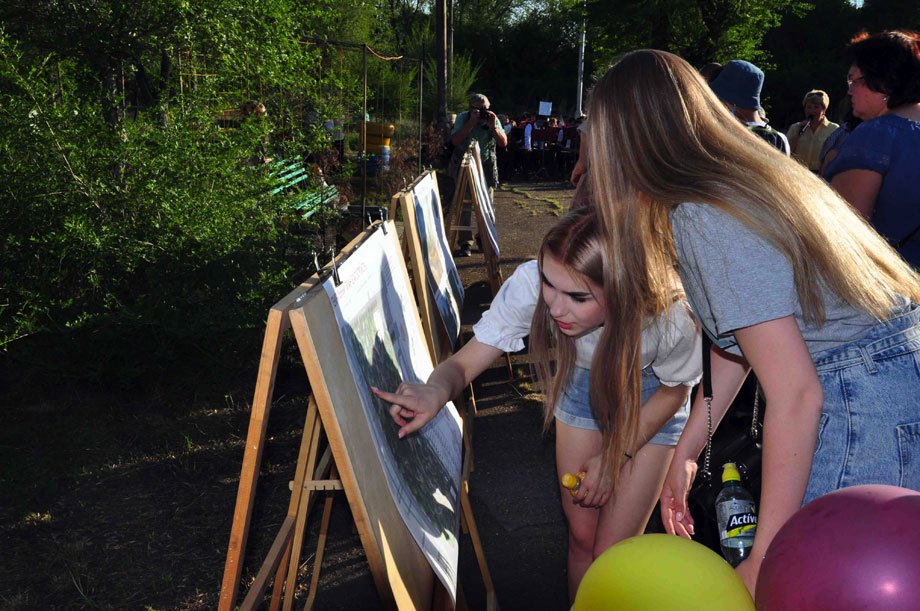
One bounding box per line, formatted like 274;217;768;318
804;304;920;504
553;366;690;446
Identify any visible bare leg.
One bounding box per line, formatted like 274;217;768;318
556;420;674;602
593;442;674;553
555;421;602;602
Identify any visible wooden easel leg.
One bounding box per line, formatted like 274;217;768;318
452;393;474;463
219;308;292;611
432;578;467;611
466;382;478;415
281;398;326;611
303;465;339;611
447;175;463;251
461;480;500;611
270;543;293;611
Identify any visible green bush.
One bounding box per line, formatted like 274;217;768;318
0;40;318;384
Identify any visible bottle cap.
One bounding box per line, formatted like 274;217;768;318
722;462;741;483
561;473;580;490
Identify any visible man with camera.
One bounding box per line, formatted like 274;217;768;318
446;93;507;256
448;94;507;186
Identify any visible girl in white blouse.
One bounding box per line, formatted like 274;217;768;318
372;206;701;600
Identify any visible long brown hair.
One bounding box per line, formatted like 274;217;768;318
586;50;920;477
529;206;678;486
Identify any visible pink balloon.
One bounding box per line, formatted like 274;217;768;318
756;485;920;610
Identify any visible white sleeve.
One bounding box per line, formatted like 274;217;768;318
472;261;540;353
650;300;703;387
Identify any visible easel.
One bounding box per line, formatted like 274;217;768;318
219;221;497;611
446;145;512;381
393;170;477;475
447;144;503;299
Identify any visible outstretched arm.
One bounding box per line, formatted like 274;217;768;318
372;337;503;437
731;315;823;595
660;344;750;538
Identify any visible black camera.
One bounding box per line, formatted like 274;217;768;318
477;108;490;121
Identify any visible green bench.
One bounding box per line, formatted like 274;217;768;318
270;159;340;220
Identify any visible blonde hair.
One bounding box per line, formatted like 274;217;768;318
529;206;603;434
529;206;681;488
586;50;920;473
802;89;830;109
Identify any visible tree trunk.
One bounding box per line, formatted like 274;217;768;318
89;53;123;125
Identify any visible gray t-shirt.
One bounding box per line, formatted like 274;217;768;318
670;202;896;357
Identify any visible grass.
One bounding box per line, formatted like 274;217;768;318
506;187;567;215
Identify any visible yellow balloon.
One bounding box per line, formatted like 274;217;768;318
573;534;754;611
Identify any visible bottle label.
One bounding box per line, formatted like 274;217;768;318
716;499;757;539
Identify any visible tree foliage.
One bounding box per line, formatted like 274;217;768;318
0;2;379;382
3;0;916;384
587;0;811;71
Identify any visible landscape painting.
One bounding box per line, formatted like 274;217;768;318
468;142;500;258
323;227;463;601
410;172;464;348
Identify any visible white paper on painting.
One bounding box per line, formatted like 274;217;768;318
468;142;500;258
469;142;496;222
410;173;464;348
323;227;463;602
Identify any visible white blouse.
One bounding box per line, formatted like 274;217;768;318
472;261;702;386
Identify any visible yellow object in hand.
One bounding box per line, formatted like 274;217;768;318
562;471;586;497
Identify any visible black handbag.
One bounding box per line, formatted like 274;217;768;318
686;337;764;552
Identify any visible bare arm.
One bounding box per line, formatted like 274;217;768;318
372;337;503;437
491;115;508;148
819;148;839;177
450;115;477;148
660;344;750;537
831;168;884;220
631;383;691;454
731;316;823;595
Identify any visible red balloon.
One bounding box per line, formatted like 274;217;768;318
756;485;920;610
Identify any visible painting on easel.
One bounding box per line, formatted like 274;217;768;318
323;226;463;601
409;172;464;348
468;141;500;258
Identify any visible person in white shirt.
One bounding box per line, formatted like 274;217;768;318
373;206;701;601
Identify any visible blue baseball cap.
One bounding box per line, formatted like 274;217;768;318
709;60;764;110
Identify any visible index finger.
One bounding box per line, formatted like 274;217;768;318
371;386;410;406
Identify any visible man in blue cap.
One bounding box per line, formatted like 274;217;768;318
709;60;790;155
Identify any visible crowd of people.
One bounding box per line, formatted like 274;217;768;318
384;28;920;604
443;96;587;186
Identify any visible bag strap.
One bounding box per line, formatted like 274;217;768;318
698;338;762;483
699;339;714;483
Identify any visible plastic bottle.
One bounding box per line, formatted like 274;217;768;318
715;462;758;567
561;471;586;497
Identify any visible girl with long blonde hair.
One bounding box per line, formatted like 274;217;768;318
586;49;920;594
374;206;701;599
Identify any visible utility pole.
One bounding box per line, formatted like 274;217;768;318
447;0;454;104
435;0;448;134
575;0;586;117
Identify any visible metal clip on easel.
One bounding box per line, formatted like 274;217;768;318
328;247;341;286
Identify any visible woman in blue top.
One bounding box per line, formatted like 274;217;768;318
824;30;920;268
583;49;920;596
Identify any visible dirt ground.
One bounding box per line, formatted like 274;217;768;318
0;178;581;610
